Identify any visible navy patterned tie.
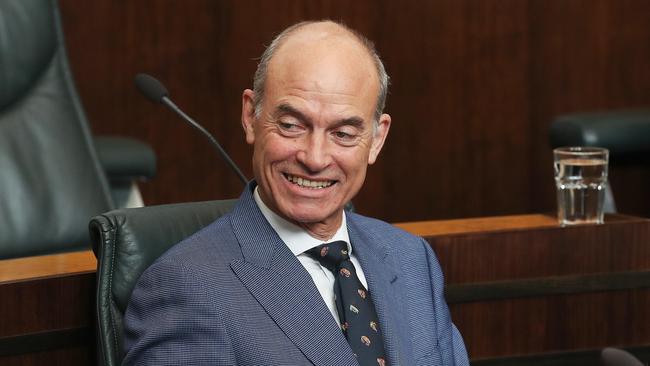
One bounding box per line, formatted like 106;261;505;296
307;241;387;366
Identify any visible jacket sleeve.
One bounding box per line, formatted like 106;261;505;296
421;238;470;366
122;259;236;365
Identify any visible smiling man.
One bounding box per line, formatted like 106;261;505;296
123;21;469;366
241;22;390;241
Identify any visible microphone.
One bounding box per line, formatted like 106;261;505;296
135;73;248;186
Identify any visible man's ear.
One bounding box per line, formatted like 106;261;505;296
241;89;256;145
368;113;391;165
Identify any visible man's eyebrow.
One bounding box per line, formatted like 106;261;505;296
275;103;365;129
335;116;365;129
275;104;310;122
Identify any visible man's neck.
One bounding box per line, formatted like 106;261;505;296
297;221;340;241
253;186;348;245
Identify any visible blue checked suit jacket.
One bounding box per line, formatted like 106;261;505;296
122;183;469;365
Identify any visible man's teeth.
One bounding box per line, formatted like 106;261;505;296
286;174;334;189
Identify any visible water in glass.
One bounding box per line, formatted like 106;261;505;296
555;158;607;225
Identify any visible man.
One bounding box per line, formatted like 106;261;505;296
123;21;469;365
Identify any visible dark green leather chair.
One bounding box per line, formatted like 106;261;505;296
89;199;237;366
549;109;650;212
550;110;650;160
0;0;155;259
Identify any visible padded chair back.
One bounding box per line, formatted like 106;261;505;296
0;0;113;258
89;199;237;366
550;110;650;161
549;110;650;213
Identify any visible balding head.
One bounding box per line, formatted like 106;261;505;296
240;21;392;239
252;21;389;124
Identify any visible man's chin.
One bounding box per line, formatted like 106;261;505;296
283;206;341;226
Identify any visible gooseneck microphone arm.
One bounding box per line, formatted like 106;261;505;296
134;73;248;186
160;95;248;185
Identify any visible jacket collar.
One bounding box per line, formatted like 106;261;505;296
228;182;358;365
346;215;414;365
228;182;412;365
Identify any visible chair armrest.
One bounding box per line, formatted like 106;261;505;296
94;135;156;181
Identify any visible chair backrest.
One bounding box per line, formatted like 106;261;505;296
549;109;650;213
550;110;650;161
0;0;113;258
89;199;237;366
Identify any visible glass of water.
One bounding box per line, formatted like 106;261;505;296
553;147;609;225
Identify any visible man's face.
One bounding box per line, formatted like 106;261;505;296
241;31;390;238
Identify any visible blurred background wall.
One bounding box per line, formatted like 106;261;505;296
58;0;650;223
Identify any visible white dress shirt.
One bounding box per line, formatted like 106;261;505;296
253;187;368;324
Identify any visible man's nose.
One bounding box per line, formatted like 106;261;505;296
296;134;333;173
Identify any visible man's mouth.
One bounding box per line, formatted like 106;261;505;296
284;173;335;189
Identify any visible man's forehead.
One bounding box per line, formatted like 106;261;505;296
267;33;377;99
266;80;377;123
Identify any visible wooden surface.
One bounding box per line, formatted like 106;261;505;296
0;251;96;284
0;251;96;364
57;0;650;222
395;213;558;236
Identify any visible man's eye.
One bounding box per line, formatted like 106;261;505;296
279;122;297;130
335;131;353;139
278;121;304;134
333;130;359;145
277;121;305;137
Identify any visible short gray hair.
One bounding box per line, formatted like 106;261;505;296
252;21;390;124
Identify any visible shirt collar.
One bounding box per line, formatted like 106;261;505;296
253;186;351;256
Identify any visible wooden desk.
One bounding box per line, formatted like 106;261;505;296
396;213;650;365
2;214;649;365
0;251;96;364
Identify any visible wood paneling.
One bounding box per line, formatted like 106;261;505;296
0;252;96;363
0;267;95;363
453;291;650;360
429;215;650;283
418;215;650;360
58;0;650;222
0;346;92;366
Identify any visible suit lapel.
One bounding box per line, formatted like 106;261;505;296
228;185;359;366
347;215;416;366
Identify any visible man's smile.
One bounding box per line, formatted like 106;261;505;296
283;173;337;189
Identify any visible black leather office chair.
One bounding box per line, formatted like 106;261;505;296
549;109;650;213
0;0;155;259
89;199;237;366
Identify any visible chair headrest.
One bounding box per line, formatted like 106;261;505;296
0;0;57;109
550;110;650;161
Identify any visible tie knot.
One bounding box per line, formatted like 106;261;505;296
307;241;350;270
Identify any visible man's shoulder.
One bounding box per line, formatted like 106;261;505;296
347;211;440;281
347;211;422;244
158;212;240;266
